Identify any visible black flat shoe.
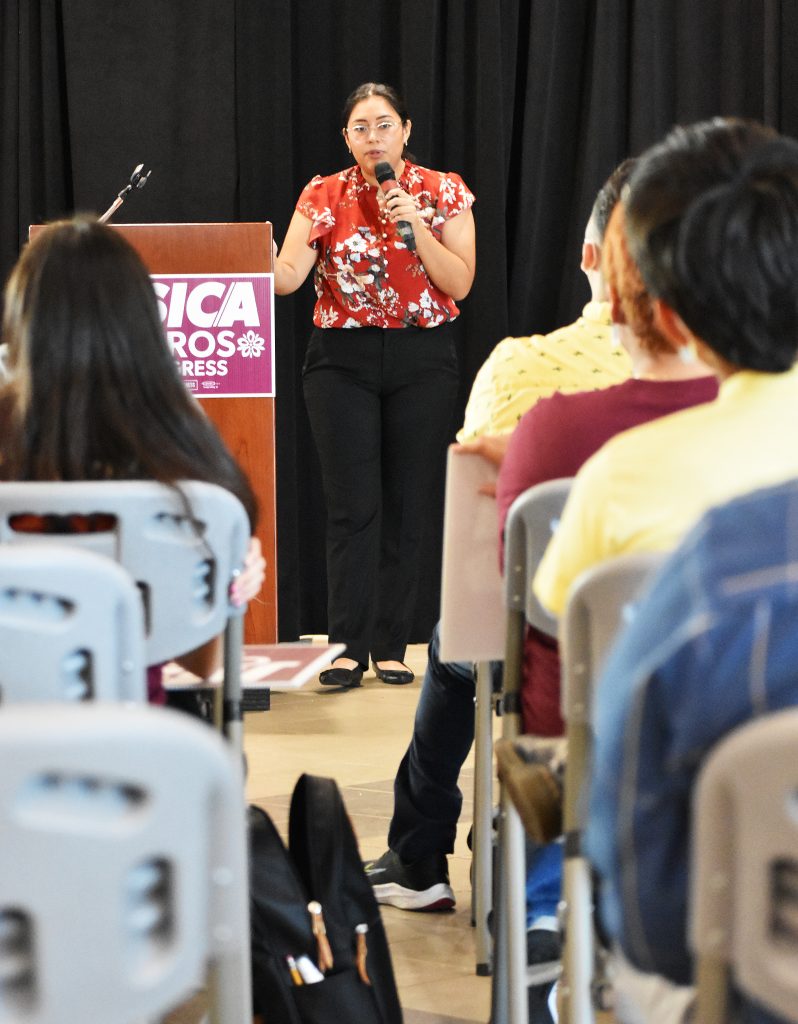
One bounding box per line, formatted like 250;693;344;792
319;665;364;688
372;661;415;685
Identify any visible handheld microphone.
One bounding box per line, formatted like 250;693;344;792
99;163;153;223
374;161;416;252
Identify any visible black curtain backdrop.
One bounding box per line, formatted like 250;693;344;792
3;0;797;641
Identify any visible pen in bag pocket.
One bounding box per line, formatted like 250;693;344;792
285;954;304;985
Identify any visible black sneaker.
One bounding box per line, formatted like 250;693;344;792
526;928;561;966
526;928;562;988
527;978;557;1024
364;849;455;911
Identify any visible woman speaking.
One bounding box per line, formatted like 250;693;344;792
274;82;475;689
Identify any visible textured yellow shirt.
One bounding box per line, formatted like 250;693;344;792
457;301;631;442
534;367;798;616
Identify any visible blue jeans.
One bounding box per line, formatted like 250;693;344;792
388;622;561;920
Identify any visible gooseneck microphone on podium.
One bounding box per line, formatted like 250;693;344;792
374;161;416;252
99;164;152;223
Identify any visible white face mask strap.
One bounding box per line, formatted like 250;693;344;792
678;340;698;364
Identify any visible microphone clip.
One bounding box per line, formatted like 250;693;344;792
99;163;152;223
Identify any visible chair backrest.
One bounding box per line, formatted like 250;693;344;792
0;543;146;704
690;709;798;1024
439;445;506;663
558;551;664;835
559;550;665;727
556;552;666;1024
493;480;573;1024
503;478;573;638
0;480;249;665
0;702;251;1024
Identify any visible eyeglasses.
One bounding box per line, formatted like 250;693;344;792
345;120;401;139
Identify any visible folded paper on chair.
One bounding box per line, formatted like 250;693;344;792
162;643;346;691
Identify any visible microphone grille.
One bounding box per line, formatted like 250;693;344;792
374;162;394;184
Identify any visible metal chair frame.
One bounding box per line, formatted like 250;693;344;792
558;550;665;1024
438;447;507;975
492;478;573;1024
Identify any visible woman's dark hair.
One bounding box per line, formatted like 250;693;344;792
0;216;257;526
624;117;798;372
342;82;413;159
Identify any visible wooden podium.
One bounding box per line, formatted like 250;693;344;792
29;221;278;643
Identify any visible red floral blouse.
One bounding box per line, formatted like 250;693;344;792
296;161;475;329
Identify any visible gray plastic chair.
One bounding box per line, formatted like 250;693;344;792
0;543;146;704
690;709;798;1024
0;701;251;1024
558;550;665;1024
0;480;250;747
438;446;507;975
493;478;573;1024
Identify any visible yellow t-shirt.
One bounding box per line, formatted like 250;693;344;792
457;301;631;442
534;368;798;616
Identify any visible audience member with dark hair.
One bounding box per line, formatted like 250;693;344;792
364;161;717;996
494;193;717;738
531;117;798;1023
534;118;798;617
588;480;798;1024
273;81;475;690
0;216;266;698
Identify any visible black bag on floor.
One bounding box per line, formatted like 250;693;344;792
249;773;403;1024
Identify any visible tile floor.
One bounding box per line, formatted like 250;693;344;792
244;643;495;1024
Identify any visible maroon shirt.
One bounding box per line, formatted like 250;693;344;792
495;375;719;736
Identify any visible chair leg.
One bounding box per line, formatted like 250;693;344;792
491;842;510;1024
560;854;595;1024
207;951;253;1024
694;955;731;1024
502;798;530;1024
222;615;245;755
490;788;529;1024
472;660;495;976
492;607;529;1024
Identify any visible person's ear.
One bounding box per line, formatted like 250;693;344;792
581;241;600;274
653;298;696;351
404;119;412;146
342;128;351;154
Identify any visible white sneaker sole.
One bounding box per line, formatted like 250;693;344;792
372;881;455;911
527;961;563;986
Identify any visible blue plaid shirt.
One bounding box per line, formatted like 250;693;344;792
586;478;798;1024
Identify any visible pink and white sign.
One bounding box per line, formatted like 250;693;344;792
152;273;275;397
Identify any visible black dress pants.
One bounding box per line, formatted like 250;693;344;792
302;324;459;668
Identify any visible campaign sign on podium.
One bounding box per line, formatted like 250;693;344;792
152;273;275;397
